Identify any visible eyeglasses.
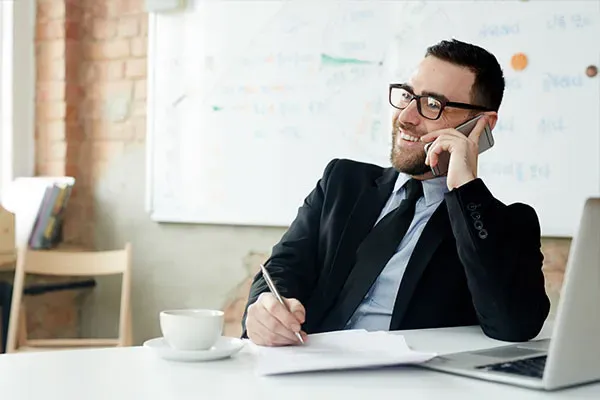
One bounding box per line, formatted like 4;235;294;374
389;83;493;120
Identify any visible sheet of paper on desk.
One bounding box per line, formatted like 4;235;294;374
255;329;437;376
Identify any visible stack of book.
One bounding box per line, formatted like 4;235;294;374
28;180;74;249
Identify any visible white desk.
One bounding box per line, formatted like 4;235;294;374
1;322;599;399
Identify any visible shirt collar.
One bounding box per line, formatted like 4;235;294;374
393;172;449;206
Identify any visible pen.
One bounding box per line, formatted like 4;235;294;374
260;264;305;344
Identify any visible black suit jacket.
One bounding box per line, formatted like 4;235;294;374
242;158;550;342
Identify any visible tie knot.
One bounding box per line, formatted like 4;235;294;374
404;179;423;203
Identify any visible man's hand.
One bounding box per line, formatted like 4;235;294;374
246;292;307;346
420;115;489;190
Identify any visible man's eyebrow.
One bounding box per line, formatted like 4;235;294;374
399;83;450;103
420;90;449;103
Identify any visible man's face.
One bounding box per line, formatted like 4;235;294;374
390;56;478;176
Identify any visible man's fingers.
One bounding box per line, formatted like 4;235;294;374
285;298;306;323
421;115;489;144
263;295;303;332
246;294;308;347
255;302;301;341
467;115;488;143
258;297;301;339
300;330;308;342
426;137;455;167
249;316;298;346
420;129;443;143
246;302;300;346
249;328;292;347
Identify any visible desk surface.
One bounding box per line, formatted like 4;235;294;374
1;322;598;399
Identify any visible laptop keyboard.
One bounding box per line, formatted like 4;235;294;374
476;355;547;378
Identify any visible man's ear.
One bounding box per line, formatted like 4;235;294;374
483;111;498;130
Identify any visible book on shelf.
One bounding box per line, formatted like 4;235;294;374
28;180;74;249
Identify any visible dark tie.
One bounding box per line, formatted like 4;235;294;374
320;178;424;330
355;178;424;271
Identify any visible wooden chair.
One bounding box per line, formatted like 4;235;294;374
5;243;133;353
0;204;16;270
0;204;16;352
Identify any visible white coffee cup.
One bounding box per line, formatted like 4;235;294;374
159;309;224;351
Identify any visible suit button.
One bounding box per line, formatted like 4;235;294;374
467;203;480;211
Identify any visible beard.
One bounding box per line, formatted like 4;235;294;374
390;121;431;176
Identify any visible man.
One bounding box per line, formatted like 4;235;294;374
242;39;550;346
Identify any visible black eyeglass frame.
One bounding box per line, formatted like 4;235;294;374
388;83;494;120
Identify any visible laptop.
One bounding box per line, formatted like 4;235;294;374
421;197;600;391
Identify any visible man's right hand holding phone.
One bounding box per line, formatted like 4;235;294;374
246;292;308;346
421;114;491;191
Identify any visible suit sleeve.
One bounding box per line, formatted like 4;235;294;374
444;178;550;342
240;159;338;337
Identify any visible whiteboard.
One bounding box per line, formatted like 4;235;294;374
146;0;600;237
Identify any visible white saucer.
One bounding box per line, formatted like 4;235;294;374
143;336;245;362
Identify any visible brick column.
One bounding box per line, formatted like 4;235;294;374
35;0;148;246
35;0;87;244
35;0;70;177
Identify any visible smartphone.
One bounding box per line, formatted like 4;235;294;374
424;114;494;176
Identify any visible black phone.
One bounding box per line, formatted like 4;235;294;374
424;114;494;176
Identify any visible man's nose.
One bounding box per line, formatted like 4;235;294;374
396;99;421;126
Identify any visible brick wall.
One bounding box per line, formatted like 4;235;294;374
35;0;147;247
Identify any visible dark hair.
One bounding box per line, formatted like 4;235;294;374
425;39;505;111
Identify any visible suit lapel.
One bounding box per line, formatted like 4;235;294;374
311;168;397;331
389;201;452;329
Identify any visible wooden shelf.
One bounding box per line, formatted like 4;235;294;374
0;251;15;271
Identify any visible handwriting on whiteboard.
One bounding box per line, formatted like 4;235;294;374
340;9;376;23
493;117;515;134
480;162;551;182
492;117;567;136
542;74;583;91
505;77;522;90
479;23;520;37
547;14;594;30
538;117;566;136
217;85;291;96
254;126;301;140
212;100;332;118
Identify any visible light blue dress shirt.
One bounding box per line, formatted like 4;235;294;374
345;172;449;331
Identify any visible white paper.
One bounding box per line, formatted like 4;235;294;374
255;329;437;376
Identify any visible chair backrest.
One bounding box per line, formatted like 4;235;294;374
6;243;133;352
17;244;131;276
